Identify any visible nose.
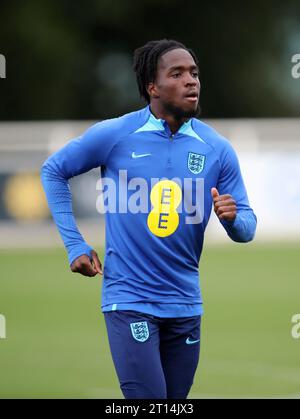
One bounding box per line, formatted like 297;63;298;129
184;72;198;86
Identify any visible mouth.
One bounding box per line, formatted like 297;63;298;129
184;91;199;102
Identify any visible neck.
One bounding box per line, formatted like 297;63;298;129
149;102;189;134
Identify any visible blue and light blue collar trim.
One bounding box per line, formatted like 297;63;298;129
178;119;205;143
135;110;165;133
135;106;205;143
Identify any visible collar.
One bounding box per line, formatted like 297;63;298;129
135;106;204;143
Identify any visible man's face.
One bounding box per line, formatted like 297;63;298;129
149;48;201;119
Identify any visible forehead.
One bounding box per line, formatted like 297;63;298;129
157;48;197;71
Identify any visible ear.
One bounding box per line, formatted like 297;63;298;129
147;82;160;99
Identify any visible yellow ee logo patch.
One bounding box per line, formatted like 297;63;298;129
147;180;182;237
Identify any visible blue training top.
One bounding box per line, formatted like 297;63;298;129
41;105;257;318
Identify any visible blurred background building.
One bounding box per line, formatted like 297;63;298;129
1;117;300;248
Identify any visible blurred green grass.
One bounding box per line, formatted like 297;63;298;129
0;242;300;399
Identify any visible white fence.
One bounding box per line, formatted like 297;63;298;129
0;119;299;246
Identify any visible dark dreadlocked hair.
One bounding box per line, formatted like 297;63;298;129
133;39;199;104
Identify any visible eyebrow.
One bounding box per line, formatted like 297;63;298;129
167;65;199;72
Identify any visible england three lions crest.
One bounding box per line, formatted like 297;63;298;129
188;152;206;174
130;321;149;343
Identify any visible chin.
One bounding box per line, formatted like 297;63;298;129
164;101;201;120
184;104;200;117
177;103;201;119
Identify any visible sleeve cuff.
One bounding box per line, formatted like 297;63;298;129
68;243;93;266
220;214;239;229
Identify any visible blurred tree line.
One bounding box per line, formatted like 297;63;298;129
0;0;299;120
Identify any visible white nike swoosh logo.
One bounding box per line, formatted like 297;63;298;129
131;152;151;159
186;337;200;345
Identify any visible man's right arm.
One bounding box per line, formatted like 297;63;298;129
41;120;116;268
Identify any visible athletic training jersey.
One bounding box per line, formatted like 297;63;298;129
41;105;257;317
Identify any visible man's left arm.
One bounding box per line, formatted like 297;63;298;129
212;141;257;242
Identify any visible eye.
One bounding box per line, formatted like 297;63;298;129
171;73;181;78
192;72;199;78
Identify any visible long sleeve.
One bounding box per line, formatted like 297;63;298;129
220;210;257;243
217;141;257;243
41;119;118;265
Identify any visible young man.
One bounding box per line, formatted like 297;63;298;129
41;39;257;399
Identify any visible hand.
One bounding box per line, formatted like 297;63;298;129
211;187;237;222
71;250;103;277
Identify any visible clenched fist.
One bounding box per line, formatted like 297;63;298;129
71;250;103;277
211;187;237;222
